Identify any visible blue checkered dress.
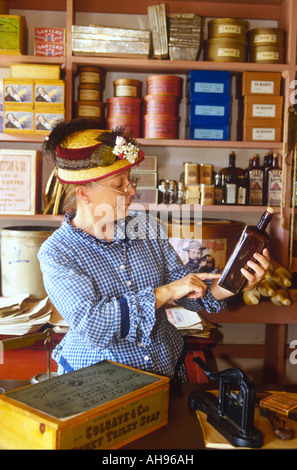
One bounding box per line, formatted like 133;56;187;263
38;211;225;382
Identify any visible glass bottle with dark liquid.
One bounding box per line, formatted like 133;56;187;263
218;207;274;294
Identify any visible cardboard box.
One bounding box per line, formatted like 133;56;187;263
34;107;65;134
34;27;66;43
242;71;282;96
34;80;65;106
3;78;34;106
0;361;169;450
132;155;157;172
3;106;34;134
10;64;60;80
132;188;158;204
0;15;24;54
187;98;231;126
243;118;282;141
187;70;231;100
0;149;41;215
34;42;65;57
130;171;157;188
243;95;283;120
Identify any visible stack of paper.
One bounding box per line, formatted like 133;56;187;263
165;305;213;337
0;294;52;336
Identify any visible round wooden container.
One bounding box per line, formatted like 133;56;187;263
143;115;179;139
205;38;248;62
248;28;285;47
144;94;179;116
79;66;106;86
208;18;249;41
106;116;141;137
113;79;142;98
107;97;142;117
166;218;244;270
76;101;106;119
249;45;285;63
146;75;182;98
78;84;103;102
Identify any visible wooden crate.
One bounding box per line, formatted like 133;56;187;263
0;361;169;450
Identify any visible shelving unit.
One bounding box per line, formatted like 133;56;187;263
1;0;297;383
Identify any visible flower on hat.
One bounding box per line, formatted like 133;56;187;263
92;127;142;167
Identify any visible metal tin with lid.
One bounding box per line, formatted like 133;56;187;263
248;28;285;47
79;66;106;85
204;37;248;62
208;18;249;41
249;45;285;64
113;79;142;98
78;84;103;102
147;75;182;98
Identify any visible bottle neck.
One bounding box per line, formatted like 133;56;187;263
257;209;274;230
229;153;235;168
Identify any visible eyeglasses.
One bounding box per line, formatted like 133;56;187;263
95;178;138;197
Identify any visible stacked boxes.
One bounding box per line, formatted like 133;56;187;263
131;155;158;204
242;72;283;142
3;65;64;135
0;15;24;55
34;27;66;57
186;70;231;140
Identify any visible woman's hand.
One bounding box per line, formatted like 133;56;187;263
154;272;221;310
241;247;271;292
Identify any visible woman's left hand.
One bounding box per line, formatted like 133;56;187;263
241;248;271;291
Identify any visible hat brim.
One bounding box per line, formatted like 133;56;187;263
57;153;144;184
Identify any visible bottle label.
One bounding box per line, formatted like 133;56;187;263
226;183;237;204
237;187;247;205
249;170;263;205
251;80;274;94
268;169;282;205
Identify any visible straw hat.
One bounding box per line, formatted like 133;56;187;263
50;121;144;184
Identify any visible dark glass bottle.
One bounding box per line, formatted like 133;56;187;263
248;154;264;205
220;151;244;178
214;172;225;204
262;152;273;205
266;154;282;206
218;207;274;294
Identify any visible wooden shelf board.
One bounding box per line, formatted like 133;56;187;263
71;56;289;74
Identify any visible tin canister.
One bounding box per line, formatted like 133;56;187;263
79;66;106;86
76;101;106;119
78;84;103;102
200;184;215;205
147;75;182;98
107;116;141;137
208;18;249;41
248;28;285;47
113;79;142;98
205;38;248;62
107;97;142;117
144;94;179;115
143;115;178;139
184;162;198;185
199;164;213;184
249;45;285;63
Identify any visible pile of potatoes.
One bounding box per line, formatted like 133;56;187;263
243;265;297;306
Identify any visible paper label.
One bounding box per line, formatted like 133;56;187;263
251;80;274;94
217;48;240;58
252;127;276;141
252;104;276;117
195;104;225;117
194;82;224;94
194;128;224;139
